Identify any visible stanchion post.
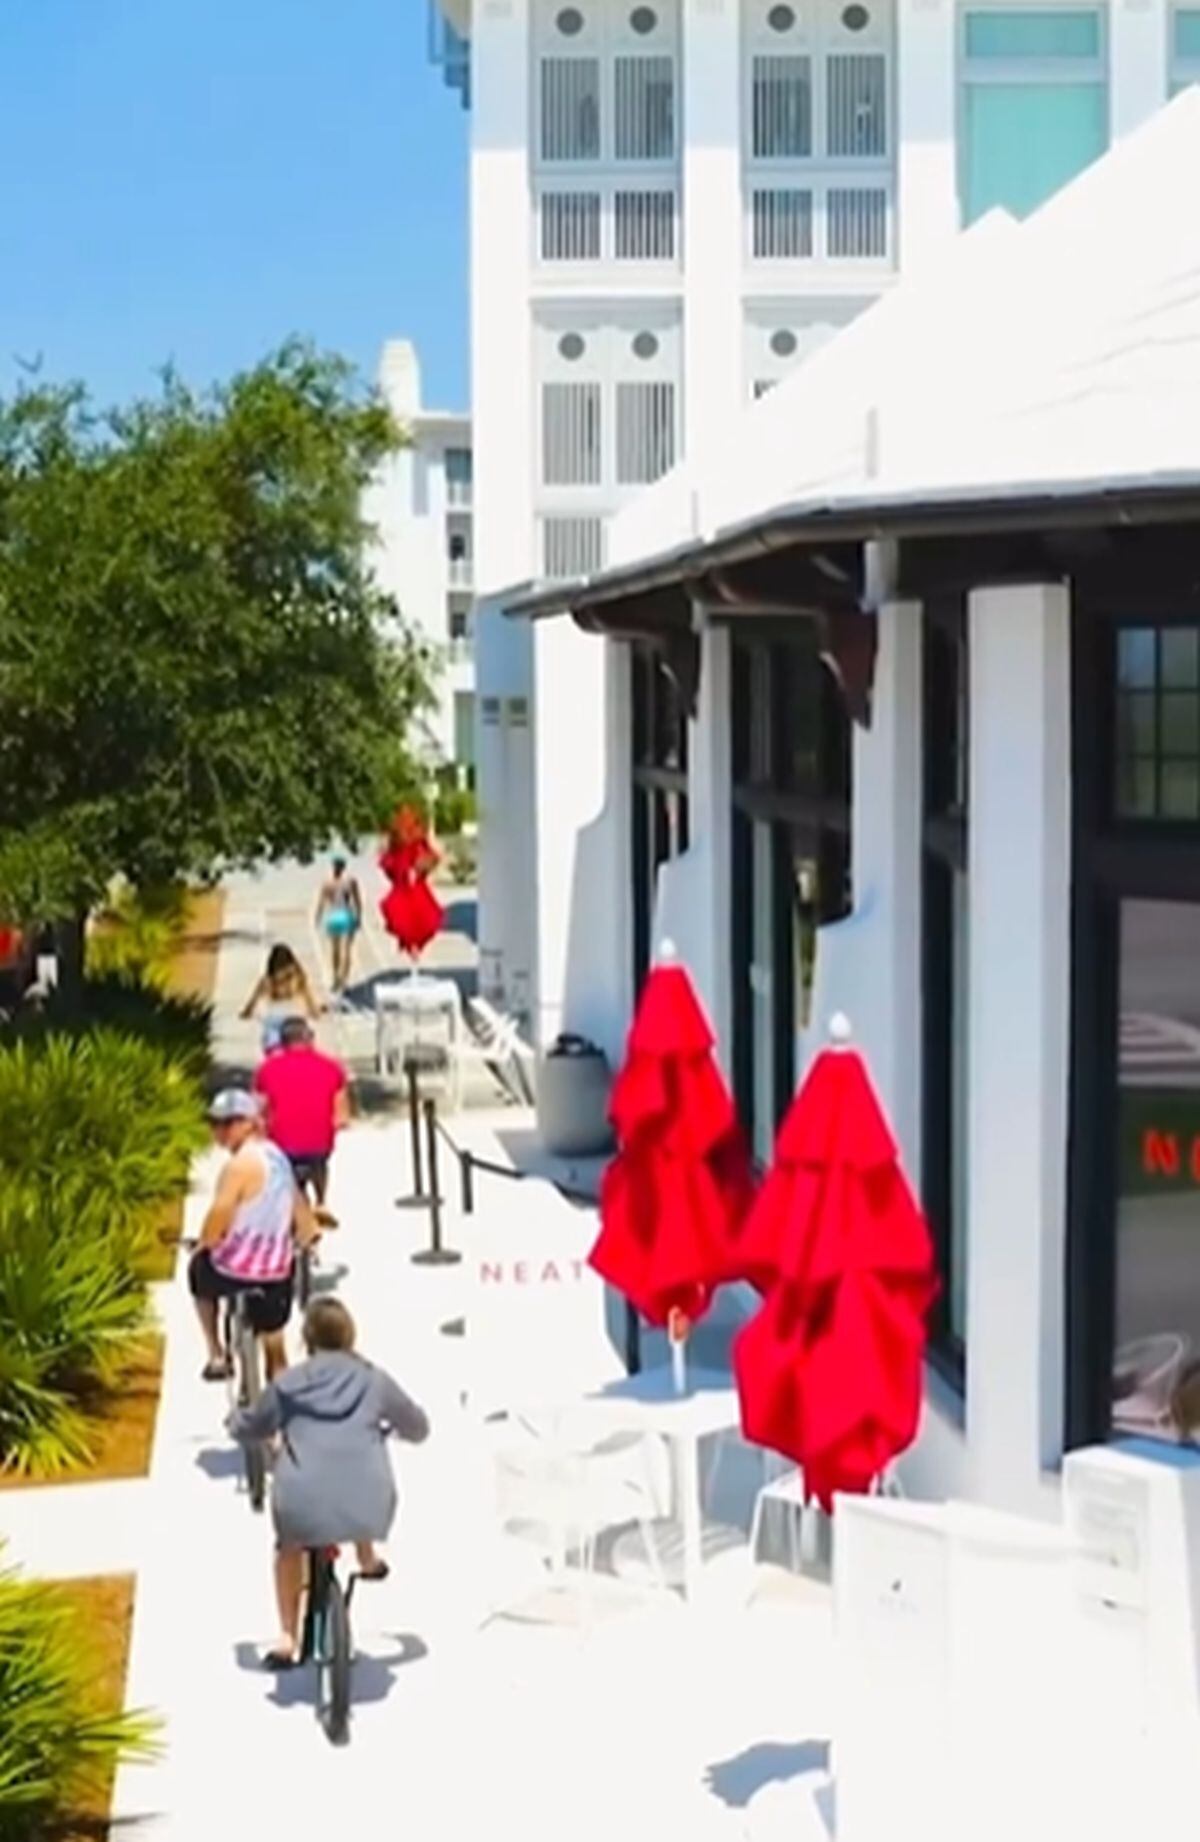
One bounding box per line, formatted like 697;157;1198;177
395;1060;428;1209
412;1097;461;1266
624;1300;642;1375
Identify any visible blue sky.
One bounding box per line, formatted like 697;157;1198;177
0;0;469;410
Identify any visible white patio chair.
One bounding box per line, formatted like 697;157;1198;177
746;1458;904;1603
375;977;463;1109
1112;1333;1190;1435
480;1410;671;1631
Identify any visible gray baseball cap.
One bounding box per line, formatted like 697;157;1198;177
207;1088;260;1124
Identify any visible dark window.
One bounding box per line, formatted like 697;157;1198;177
1114;624;1200;820
630;643;690;994
1069;606;1200;1450
922;599;969;1385
1113;898;1200;1442
731;627;852;1167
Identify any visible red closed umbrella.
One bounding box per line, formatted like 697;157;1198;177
589;945;754;1384
731;1019;936;1506
379;806;444;961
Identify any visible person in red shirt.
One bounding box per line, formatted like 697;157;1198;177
254;1018;350;1207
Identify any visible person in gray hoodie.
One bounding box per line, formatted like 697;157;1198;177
229;1295;429;1667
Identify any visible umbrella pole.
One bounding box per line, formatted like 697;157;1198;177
668;1308;688;1396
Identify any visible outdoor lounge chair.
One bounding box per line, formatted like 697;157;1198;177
464;994;536;1106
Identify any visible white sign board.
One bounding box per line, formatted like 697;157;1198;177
464;1178;624;1416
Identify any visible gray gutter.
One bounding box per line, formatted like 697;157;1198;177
504;472;1200;622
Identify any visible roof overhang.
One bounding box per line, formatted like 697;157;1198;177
504;473;1200;729
507;474;1200;626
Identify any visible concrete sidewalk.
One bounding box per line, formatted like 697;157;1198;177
12;860;836;1840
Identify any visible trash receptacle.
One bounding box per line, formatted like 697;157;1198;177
536;1035;614;1158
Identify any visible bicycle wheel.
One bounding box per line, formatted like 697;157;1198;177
236;1308;267;1513
316;1569;352;1745
296;1246;312;1309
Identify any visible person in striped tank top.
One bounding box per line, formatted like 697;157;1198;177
189;1089;319;1382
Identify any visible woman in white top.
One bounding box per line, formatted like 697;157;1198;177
240;943;319;1054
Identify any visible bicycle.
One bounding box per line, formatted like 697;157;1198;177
222;1289;268;1513
298;1545;374;1745
288;1157;337;1308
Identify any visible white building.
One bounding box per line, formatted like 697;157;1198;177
509;91;1200;1528
430;1;1200;1515
431;0;1200;1039
363;338;475;776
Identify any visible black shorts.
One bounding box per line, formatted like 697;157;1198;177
288;1153;329;1195
188;1248;293;1334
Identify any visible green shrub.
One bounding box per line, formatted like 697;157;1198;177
85;880;191;989
8;974;213;1080
0;1187;150;1475
0;1549;158;1836
0;1034;206;1243
433;783;477;839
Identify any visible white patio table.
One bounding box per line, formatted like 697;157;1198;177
557;1364;746;1604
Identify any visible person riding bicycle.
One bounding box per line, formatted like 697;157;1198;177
253;1016;350;1210
189;1089;318;1383
228;1296;429;1669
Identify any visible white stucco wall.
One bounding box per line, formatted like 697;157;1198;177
364;342;472;764
681;0;743;466
474;596;535;1016
531;620;622;1051
965;581;1072;1519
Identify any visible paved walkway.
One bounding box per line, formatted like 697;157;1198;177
2;860;835;1841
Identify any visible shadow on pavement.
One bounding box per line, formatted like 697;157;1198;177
442;898;478;941
233;1631;430;1708
194;1445;245;1482
309;1260;350;1296
704;1739;831;1809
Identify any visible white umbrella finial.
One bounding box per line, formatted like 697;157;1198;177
657;936;678;963
829;1012;853;1045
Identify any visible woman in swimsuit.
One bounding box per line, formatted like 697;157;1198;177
240;943;320;1053
315;856;362;998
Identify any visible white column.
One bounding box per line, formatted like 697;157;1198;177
848;600;924;1180
531;618;609;1050
966;583;1072;1515
470;0;534;1018
1111;0;1170;139
681;0;744;458
470;0;533;596
896;0;959;275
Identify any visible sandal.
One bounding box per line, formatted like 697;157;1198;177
263;1646;298;1671
202;1357;232;1382
357;1560;390;1583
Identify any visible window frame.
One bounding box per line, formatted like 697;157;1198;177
533;6;680;175
729;625;853;1167
1067;595;1200;1452
1171;6;1200;91
957;4;1110;226
630;642;690;996
921;596;970;1389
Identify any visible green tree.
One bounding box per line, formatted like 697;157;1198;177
0;343;436;980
